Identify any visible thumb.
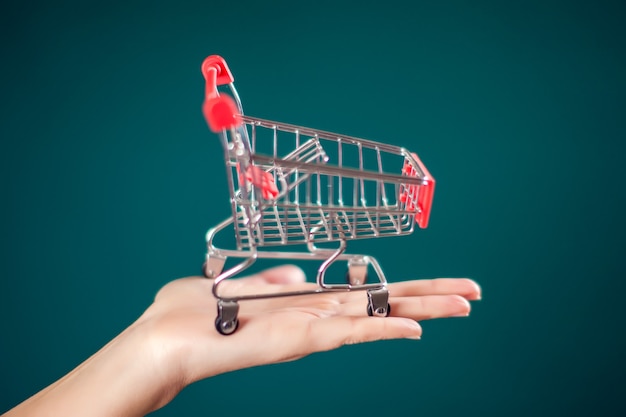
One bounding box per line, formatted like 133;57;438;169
240;265;307;285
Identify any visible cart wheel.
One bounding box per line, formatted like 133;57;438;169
367;302;391;317
346;259;368;286
215;316;239;335
202;255;227;278
346;270;368;286
215;299;240;335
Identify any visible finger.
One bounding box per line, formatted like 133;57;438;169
311;278;481;307
265;315;422;364
243;279;478;316
389;295;471;319
388;278;482;300
238;265;307;285
304;316;423;354
336;294;471;320
156;266;308;305
218;265;312;299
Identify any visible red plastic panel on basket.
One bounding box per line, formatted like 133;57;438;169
416;175;435;228
237;164;279;200
400;153;435;229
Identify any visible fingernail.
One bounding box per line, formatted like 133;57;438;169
404;320;422;339
452;297;471;317
471;281;482;300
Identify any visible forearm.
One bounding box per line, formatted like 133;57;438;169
4;322;180;417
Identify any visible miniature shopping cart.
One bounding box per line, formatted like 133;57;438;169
201;55;435;335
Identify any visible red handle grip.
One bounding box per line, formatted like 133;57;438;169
202;55;234;99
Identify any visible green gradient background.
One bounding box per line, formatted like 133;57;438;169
1;1;625;416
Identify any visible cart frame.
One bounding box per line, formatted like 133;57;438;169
201;55;435;335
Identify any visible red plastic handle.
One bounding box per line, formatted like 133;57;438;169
202;55;234;100
201;55;241;132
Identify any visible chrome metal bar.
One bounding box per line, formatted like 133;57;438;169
316;239;346;288
251;155;428;186
212;248;258;298
242;115;407;155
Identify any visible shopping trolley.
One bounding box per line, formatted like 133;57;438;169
201;55;436;335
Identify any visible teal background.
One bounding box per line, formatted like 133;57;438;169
1;1;625;416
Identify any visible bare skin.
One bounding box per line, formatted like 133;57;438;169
3;265;481;417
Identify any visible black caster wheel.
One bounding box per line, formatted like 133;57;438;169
215;316;239;335
367;303;391;317
203;255;227;278
367;302;391;317
367;288;390;317
215;299;240;335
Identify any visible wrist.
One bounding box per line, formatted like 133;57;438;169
107;318;188;415
5;320;185;417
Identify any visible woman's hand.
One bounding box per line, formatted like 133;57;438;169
140;266;480;409
3;266;480;417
